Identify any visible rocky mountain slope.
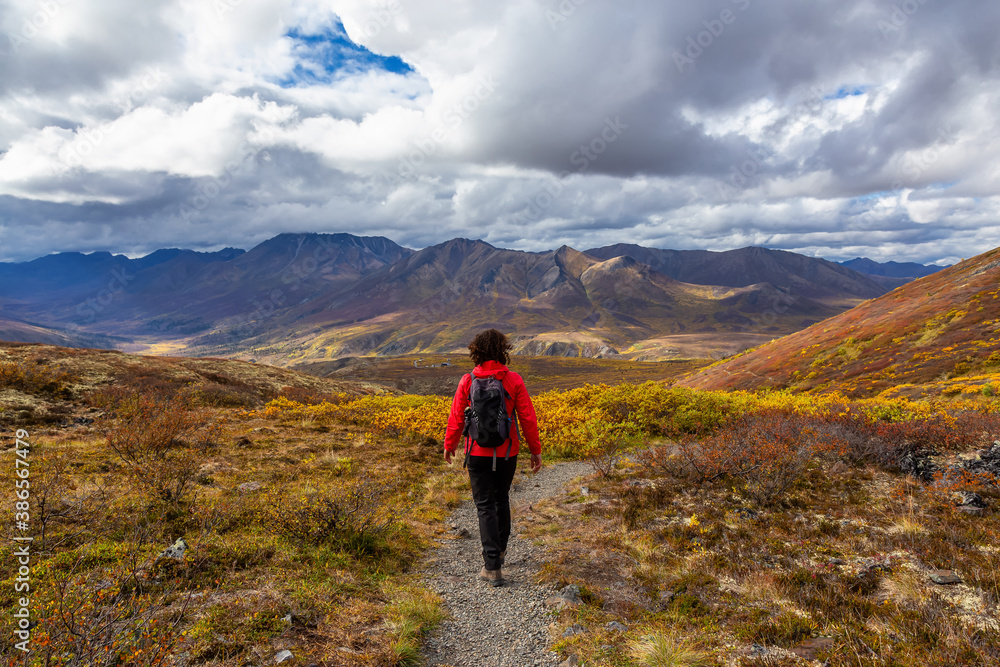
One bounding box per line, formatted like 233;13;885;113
0;233;942;363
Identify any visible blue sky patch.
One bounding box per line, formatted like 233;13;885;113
853;191;894;203
278;20;413;87
826;85;869;100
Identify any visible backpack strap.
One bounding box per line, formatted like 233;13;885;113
503;387;520;462
463;373;473;469
505;412;519;461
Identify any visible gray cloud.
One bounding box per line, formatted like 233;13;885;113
0;0;998;266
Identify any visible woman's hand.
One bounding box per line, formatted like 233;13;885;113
530;453;542;472
444;448;453;465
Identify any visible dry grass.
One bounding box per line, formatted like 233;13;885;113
628;631;711;667
0;354;451;666
522;454;1000;666
5;344;1000;665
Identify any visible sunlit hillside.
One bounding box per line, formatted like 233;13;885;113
679;246;1000;398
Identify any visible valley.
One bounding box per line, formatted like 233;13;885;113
0;234;944;366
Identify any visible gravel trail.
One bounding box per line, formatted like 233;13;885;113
420;461;591;667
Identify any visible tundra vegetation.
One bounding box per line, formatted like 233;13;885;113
2;348;999;666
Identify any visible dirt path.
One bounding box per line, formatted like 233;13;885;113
420;461;592;667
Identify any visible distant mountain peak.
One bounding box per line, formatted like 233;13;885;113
838;257;945;279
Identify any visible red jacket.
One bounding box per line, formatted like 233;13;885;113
444;361;541;457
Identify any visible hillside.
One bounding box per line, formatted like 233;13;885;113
0;233;944;363
0;317;125;349
585;244;891;304
678;246;1000;397
0;342;386;428
185;239;845;364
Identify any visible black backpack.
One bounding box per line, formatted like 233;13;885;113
462;374;519;471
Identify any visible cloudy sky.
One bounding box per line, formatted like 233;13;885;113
1;0;998;265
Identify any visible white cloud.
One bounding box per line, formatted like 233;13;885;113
2;0;1000;264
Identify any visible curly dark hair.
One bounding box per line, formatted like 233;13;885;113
468;329;512;366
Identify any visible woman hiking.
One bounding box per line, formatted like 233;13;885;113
444;329;542;587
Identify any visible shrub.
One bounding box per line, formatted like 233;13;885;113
271;476;402;555
29;539;189;666
0;359;75;397
655;410;819;505
594;383;738;436
94;392;216;505
276;385;345;405
583;420;643;477
184;382;264;408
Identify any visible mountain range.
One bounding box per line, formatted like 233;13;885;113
0;233;946;364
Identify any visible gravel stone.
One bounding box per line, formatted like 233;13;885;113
420;461;591;666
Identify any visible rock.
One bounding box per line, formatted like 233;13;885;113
929;570;962;585
899;452;937;481
559;656;579;667
238;481;263;494
734;507;759;520
545;596;580;610
829;461;850;475
790;637;835;660
605;621;627;632
963;445;1000;477
959;506;985;516
658;589;675;603
559;584;582;602
155;538;188;562
864;561;892;575
828;558;846;566
580;486;590;496
546;585;583;610
562;624;586;637
453;527;472;538
236;436;253;447
274;649;294;663
954;491;987;508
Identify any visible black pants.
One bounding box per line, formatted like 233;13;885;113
467;454;517;571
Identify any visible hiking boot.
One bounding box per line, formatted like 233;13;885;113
479;567;504;587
